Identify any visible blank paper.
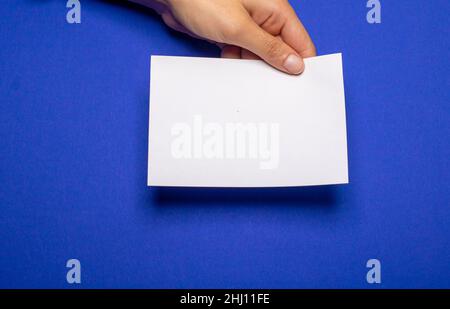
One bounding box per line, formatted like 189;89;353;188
148;53;348;187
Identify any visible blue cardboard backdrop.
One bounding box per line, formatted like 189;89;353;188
0;0;449;288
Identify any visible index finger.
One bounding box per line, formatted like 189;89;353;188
281;7;316;58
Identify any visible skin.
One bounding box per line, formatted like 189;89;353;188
130;0;316;74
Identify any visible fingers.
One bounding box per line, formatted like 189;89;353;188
158;0;315;74
229;21;304;74
240;48;260;60
281;9;316;58
161;12;186;33
221;45;241;59
221;44;261;60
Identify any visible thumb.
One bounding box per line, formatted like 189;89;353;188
230;21;304;75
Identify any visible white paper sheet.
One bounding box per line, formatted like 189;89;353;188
148;53;348;187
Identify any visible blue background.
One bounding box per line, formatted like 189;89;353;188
0;0;449;288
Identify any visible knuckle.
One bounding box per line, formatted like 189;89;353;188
220;20;246;42
161;13;176;28
268;0;284;14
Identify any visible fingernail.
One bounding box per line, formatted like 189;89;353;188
283;54;304;74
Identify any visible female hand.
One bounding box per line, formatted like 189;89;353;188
132;0;316;74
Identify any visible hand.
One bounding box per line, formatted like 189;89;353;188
132;0;316;74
